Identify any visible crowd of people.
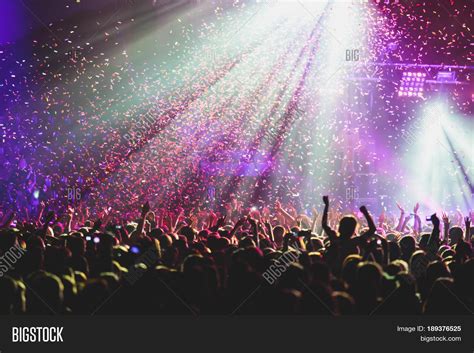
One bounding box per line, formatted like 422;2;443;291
0;196;472;315
1;0;472;317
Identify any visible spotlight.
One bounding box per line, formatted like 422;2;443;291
436;71;456;83
398;71;426;98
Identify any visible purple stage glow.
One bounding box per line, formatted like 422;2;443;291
0;1;26;45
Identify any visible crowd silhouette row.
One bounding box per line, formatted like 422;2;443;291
0;196;472;315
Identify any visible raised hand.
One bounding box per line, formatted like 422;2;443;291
215;215;226;228
359;205;377;238
263;219;274;242
396;202;405;214
323;195;329;206
229;217;246;238
413;203;419;215
274;201;296;225
37;201;46;225
441;212;449;225
430;213;440;228
378;209;385;222
427;213;441;245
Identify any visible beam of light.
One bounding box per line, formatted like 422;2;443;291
83;0;395;211
282;0;378;210
399;98;474;214
4;0;425;214
84;1;332;209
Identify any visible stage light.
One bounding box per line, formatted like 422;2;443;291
398;71;426;98
436;71;456;82
399;98;473;212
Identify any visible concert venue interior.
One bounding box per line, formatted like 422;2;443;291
0;0;472;317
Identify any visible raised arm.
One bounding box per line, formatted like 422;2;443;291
41;211;55;239
441;212;450;245
311;207;319;234
395;202;405;231
428;213;441;246
248;217;260;248
209;214;226;232
378;209;385;229
136;201;150;237
275;200;296;226
263;219;274;243
229;217;245;238
413;203;422;235
322;196;337;241
66;207;74;233
464;216;471;241
37;201;46;226
359;205;376;241
399;213;412;234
